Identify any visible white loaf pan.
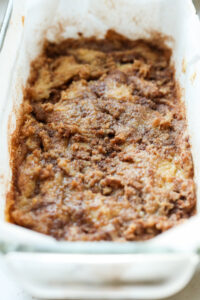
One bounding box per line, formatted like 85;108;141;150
1;0;200;298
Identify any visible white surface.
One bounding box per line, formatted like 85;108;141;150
3;253;198;299
0;253;200;300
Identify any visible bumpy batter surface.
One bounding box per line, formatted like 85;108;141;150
8;31;196;241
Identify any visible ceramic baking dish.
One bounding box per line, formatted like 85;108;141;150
1;0;200;299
